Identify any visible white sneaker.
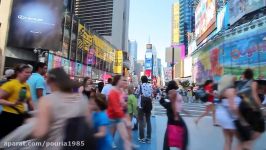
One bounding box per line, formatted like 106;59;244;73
112;142;117;149
132;143;140;149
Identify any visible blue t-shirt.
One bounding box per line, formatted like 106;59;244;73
27;73;46;102
92;111;112;150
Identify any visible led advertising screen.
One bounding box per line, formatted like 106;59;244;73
195;0;216;45
229;0;266;25
216;4;229;33
7;0;64;50
145;52;153;70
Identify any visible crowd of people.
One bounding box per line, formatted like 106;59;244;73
0;63;265;150
0;63;157;150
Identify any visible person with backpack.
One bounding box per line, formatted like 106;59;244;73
235;69;265;149
135;76;153;144
160;80;188;150
31;68;95;149
194;80;218;126
0;64;34;140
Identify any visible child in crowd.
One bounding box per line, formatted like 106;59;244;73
89;94;112;150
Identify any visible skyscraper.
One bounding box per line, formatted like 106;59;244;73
74;0;113;36
129;40;138;74
74;0;129;52
179;0;195;54
172;3;180;44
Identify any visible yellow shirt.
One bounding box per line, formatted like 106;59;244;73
0;79;31;114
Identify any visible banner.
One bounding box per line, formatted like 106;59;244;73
229;0;266;24
195;0;216;44
70;61;75;77
87;66;92;78
164;67;172;82
82;64;87;76
47;53;54;70
113;50;123;74
77;23;85;52
75;62;82;76
61;58;70;74
53;55;62;68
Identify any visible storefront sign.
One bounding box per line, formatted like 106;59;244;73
113;50;123;74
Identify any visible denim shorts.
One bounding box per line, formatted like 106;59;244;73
109;118;122;124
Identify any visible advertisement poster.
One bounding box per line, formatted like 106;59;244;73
53;55;62;68
7;0;64;50
75;62;82;76
87;66;92;78
193;27;266;83
145;52;153;70
61;58;70;74
87;48;95;65
82;64;87;76
62;14;71;58
195;0;216;44
47;53;54;70
229;0;266;24
70;17;78;60
164;68;172;82
113;50;123;74
70;61;75;77
216;4;229;33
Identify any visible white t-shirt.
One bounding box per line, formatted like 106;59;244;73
101;84;113;97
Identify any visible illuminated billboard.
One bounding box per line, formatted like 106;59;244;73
229;0;266;24
172;3;180;44
195;0;216;45
145;52;153;70
8;0;64;50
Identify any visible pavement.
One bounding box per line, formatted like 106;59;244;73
114;101;266;150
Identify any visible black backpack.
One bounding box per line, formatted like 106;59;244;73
195;88;208;103
63;116;97;150
140;84;153;113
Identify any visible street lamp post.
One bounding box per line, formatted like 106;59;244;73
171;46;175;80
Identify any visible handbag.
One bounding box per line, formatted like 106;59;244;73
167;124;184;148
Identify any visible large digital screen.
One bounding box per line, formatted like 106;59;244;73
229;0;266;24
7;0;64;50
195;0;216;44
216;4;229;33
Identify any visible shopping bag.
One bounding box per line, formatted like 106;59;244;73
167;124;184;148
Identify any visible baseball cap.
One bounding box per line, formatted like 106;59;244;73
4;69;15;78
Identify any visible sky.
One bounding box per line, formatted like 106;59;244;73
129;0;177;66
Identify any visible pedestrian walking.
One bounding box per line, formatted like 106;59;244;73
31;68;92;149
79;77;94;99
160;80;188;150
27;62;48;108
107;75;132;150
97;81;104;93
194;80;218;126
101;78;113;97
135;76;153;144
0;69;16;86
89;93;112;150
127;85;138;130
216;75;241;150
0;64;34;140
235;69;265;149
